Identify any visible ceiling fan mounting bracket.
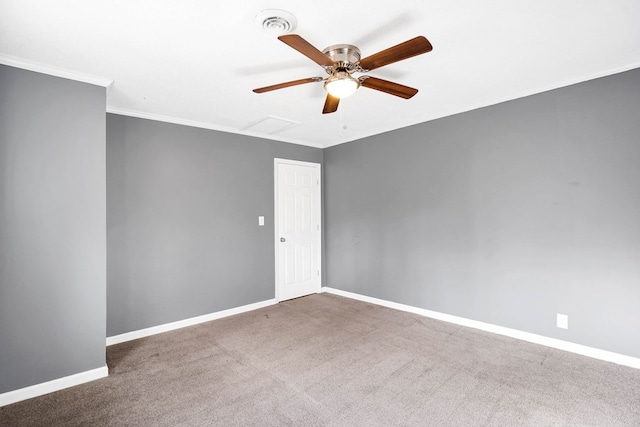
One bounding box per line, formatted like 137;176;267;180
354;64;368;73
325;61;357;75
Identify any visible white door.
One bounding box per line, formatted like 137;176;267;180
274;159;321;301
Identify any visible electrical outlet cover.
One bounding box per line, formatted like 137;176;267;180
557;313;569;329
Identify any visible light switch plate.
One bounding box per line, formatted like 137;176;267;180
258;216;264;226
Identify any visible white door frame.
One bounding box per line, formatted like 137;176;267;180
274;158;322;302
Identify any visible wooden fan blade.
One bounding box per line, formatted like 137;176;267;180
358;36;433;71
322;94;340;114
253;77;323;93
278;34;335;67
360;76;418;99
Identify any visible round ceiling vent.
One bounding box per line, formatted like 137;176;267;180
255;9;297;34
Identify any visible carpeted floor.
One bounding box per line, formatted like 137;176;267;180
1;293;639;426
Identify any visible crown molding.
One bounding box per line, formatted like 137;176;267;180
323;61;640;149
0;54;113;88
106;107;325;149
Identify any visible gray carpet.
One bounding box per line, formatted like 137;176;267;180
1;293;639;426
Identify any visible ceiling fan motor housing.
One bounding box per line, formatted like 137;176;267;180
322;44;361;72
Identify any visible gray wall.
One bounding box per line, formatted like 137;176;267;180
3;60;636;398
0;65;106;393
107;115;322;336
324;68;640;358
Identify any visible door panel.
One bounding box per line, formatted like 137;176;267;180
275;160;321;301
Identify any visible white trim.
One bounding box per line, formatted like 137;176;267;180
274;159;322;302
322;61;640;148
321;287;640;370
0;54;113;88
274;162;279;302
274;158;323;168
106;107;324;149
0;366;108;407
106;298;277;346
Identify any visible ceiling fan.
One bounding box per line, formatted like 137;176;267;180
253;34;433;114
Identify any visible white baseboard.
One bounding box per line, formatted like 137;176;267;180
106;298;278;346
321;287;640;370
0;366;108;407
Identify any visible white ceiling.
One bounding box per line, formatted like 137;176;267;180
1;0;639;148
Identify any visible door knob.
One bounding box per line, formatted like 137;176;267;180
280;237;286;242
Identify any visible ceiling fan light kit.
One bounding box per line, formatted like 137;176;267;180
322;44;361;98
325;72;360;98
253;33;433;114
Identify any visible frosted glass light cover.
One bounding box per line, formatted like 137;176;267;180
324;74;359;98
